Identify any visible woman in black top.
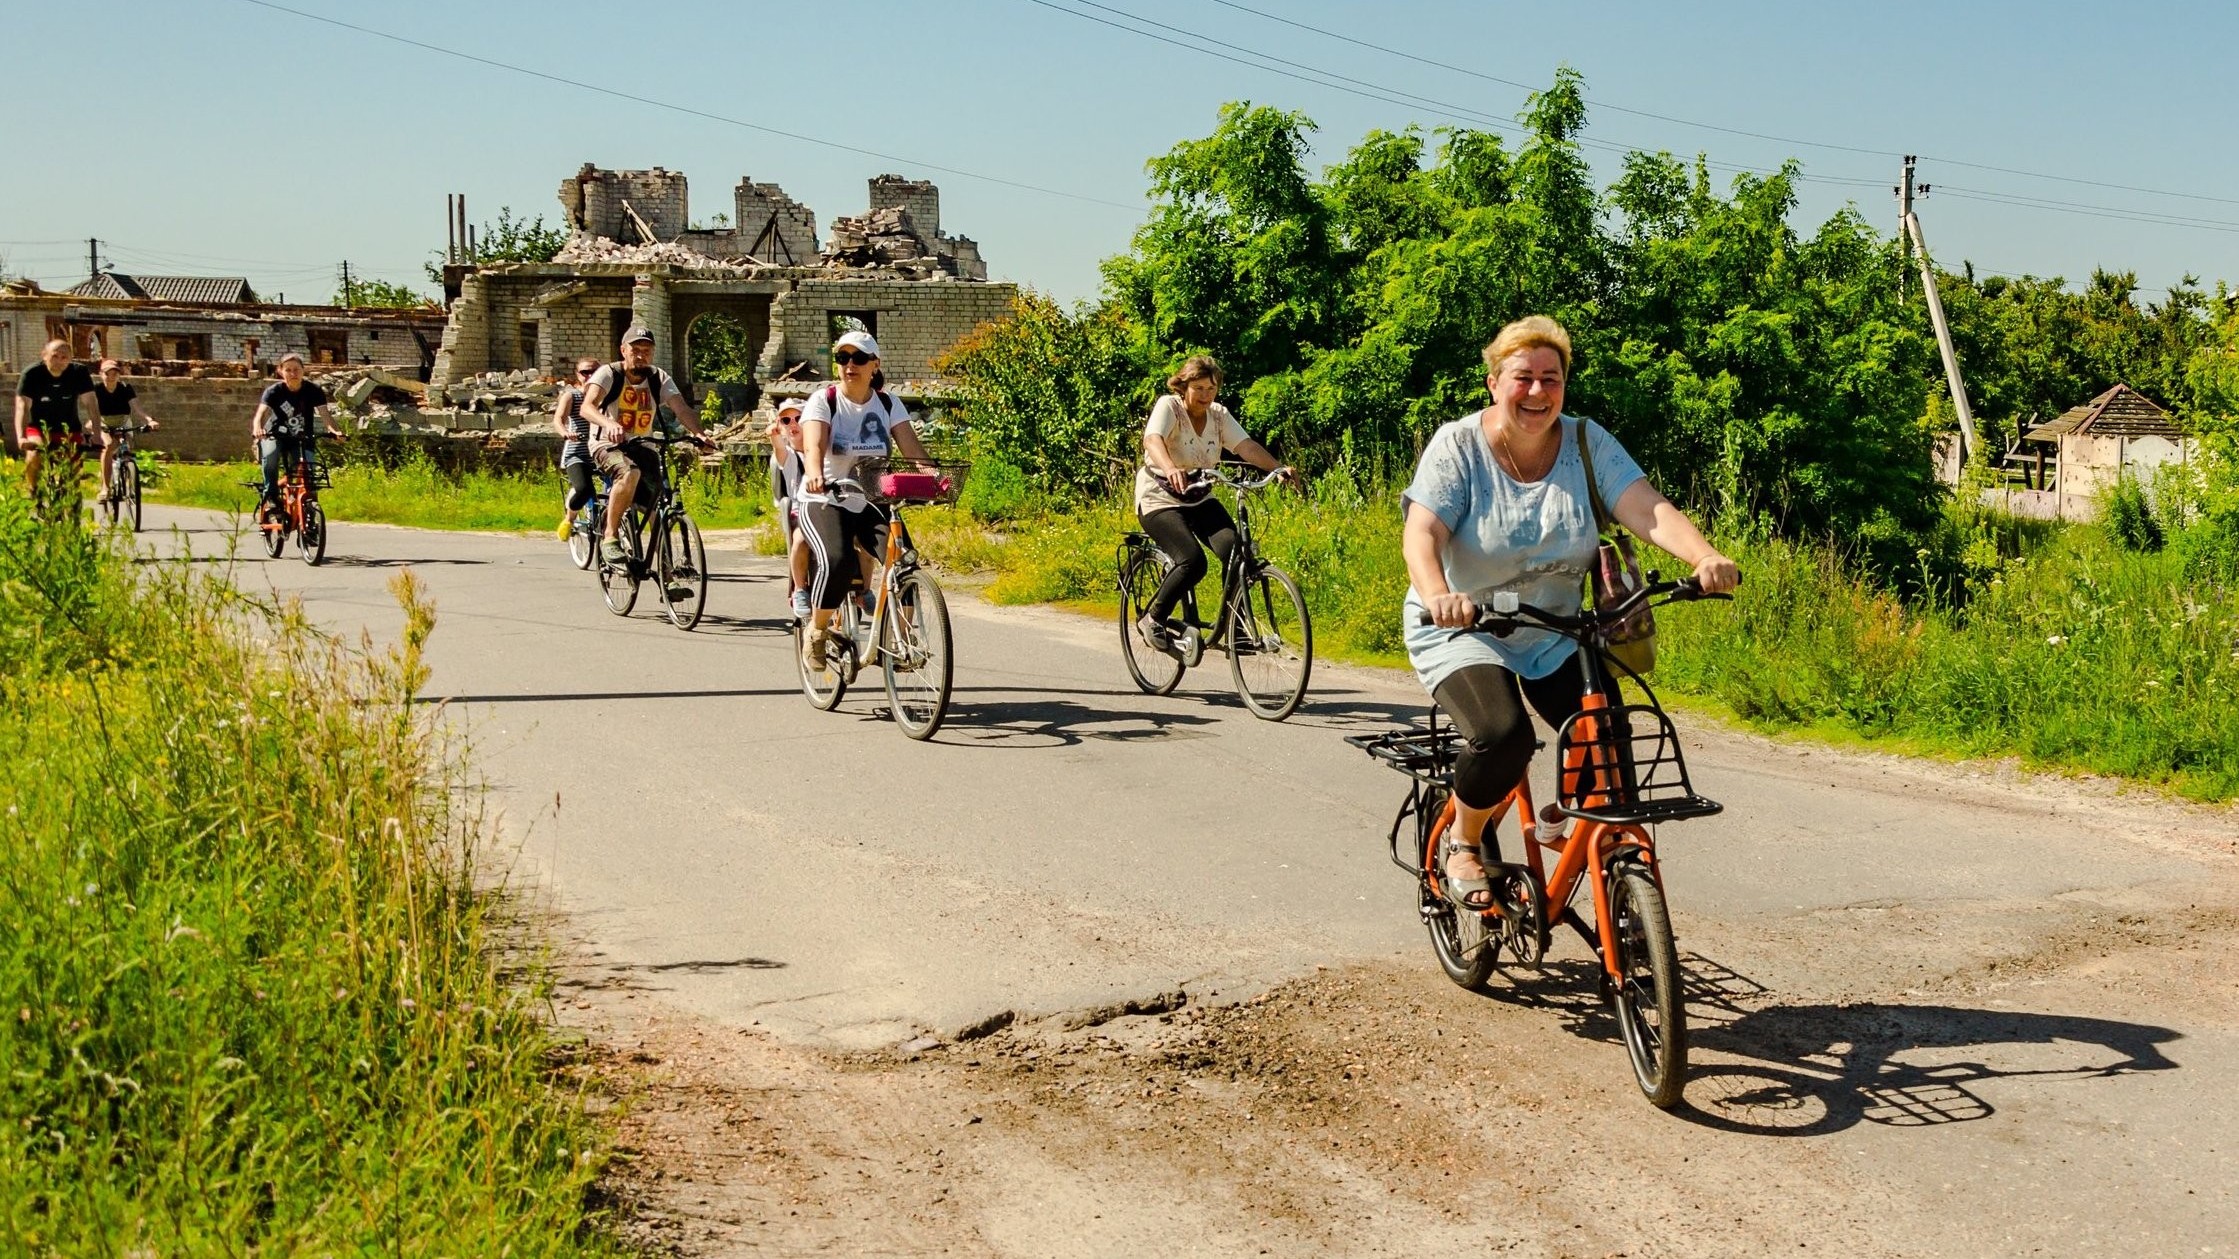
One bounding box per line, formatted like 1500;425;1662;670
92;360;160;502
250;352;345;507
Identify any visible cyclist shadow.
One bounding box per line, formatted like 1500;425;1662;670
314;555;490;569
1470;950;2179;1137
936;693;1220;749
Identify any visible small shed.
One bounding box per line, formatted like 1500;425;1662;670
2017;384;2191;520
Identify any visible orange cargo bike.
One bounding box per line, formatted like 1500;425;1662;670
1347;577;1730;1107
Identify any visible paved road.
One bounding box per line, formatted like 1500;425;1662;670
146;505;2239;1253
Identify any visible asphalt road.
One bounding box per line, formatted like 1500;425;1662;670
144;504;2239;1255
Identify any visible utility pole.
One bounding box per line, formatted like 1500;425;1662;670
1897;156;1979;463
341;260;354;309
86;237;103;282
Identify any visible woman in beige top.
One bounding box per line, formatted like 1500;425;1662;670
1132;355;1294;647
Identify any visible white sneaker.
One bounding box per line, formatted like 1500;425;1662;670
789;589;812;621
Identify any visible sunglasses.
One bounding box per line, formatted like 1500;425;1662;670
779;416;801;425
833;350;876;366
575;368;595;377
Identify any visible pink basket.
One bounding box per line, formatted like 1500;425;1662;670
878;471;950;502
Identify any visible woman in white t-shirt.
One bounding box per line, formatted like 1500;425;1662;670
1131;355;1294;647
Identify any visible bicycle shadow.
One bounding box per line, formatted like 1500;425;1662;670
1469;949;2181;1137
313;554;490;569
933;693;1221;749
691;611;792;637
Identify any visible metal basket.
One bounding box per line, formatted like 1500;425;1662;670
856;457;968;506
1552;704;1722;826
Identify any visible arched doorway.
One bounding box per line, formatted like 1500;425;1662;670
685;310;761;420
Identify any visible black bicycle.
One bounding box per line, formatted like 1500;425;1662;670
1347;578;1730;1107
597;434;713;630
98;423;154;532
1116;465;1312;720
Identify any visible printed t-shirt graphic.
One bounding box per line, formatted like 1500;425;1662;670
260;381;329;437
799;386;910;511
583;365;680;451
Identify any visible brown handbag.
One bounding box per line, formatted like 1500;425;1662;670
1575;419;1656;675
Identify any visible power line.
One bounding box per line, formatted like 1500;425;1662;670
232;0;1141;213
1199;0;2239;212
1031;0;1884;193
1931;187;2239;236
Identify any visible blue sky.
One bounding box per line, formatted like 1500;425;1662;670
4;0;2234;307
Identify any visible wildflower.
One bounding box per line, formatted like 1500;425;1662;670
2046;635;2067;646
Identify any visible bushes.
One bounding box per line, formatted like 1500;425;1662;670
0;485;615;1251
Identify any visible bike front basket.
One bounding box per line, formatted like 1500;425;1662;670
1552;703;1722;826
856;458;968;506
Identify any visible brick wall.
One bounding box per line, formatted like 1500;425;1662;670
868;176;941;241
1;376;273;462
765;279;1019;382
576;169;689;243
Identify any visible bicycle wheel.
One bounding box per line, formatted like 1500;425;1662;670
882;568;954;740
1608;861;1688;1108
121;460;141;533
1421;792;1499;991
299;501;327;566
1117;547;1184;696
97;462;121;528
256;501;286;558
1226;563;1312;721
566;502;598;570
657;514;709;631
599;509;642;616
795;613;847;710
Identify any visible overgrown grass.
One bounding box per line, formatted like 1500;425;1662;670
0;470;618;1251
152;455;770;533
920;485;2239;800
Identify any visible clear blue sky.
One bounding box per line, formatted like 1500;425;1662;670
4;0;2234;308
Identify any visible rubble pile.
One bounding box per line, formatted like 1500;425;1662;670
552;233;753;269
820;207;956;277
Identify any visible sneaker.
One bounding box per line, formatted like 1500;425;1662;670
600;538;628;565
788;589;812;621
1136;612;1174;650
802;627;829;670
555;512;574;541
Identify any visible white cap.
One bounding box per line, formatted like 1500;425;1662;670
834;329;881;358
775;396;805;416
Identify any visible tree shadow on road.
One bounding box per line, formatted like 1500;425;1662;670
1454;949;2180;1137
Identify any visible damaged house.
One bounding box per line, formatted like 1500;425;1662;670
431;166;1017;406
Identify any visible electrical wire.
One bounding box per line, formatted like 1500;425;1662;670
232;0;1142;213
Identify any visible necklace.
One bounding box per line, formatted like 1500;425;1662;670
1493;415;1559;482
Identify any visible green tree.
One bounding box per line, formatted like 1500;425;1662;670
333;277;431;308
935;294;1153;500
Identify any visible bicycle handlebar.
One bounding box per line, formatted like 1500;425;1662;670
1168;464;1293;493
102;423;156;435
1414;576;1734;636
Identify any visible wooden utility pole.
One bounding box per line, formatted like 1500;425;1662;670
341;260;354;309
1898;156;1978;462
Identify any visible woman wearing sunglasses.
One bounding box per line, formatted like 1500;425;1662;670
552;357;601;539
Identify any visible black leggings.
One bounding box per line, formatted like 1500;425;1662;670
799;500;890;611
1139;498;1239;621
1432;655;1589;810
562;460;595;512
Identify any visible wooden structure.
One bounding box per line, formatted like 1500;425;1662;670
1995;384;2191;520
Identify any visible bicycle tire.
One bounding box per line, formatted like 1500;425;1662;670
1421;793;1499;990
599;508;643;616
1609;862;1688;1108
97;462;121;528
1117;547;1184;696
657;513;708;631
796;615;847;710
883;568;953;740
257;501;286;559
1225;563;1312;721
566;501;598;570
300;501;327;566
122;460;141;533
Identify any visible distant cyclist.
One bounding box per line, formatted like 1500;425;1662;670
92;359;160;503
580;325;714;566
1133;354;1294;647
14;339;98;500
251;352;344;510
765;395;813;621
552;357;600;539
796;330;932;667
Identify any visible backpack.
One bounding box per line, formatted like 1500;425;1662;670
820;384;892;418
593;363;673;419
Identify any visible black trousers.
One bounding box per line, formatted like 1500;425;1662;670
1139;498;1239;622
562;460;596;512
1432;654;1589;811
799;500;890;611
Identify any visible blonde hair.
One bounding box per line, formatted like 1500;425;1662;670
1481;315;1573;378
1166;354;1223;394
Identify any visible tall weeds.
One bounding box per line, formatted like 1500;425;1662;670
0;485;615;1251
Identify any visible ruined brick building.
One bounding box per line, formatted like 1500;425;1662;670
430;166;1016;402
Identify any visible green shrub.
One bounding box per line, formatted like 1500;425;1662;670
0;483;616;1251
2103;474;2165;552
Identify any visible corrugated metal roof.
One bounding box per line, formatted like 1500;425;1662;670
2022;384;2183;441
64;272;257;304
